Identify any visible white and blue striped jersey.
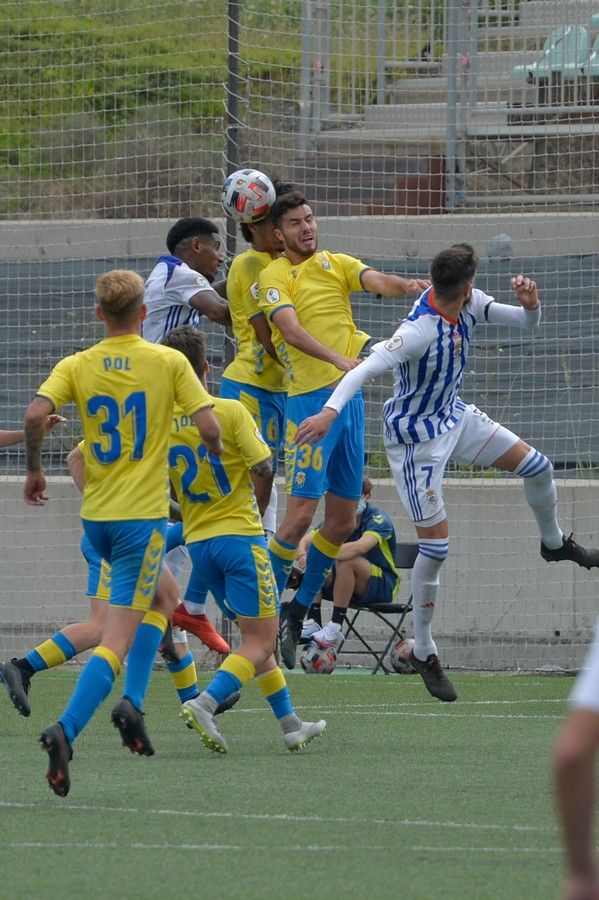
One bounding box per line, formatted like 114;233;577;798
323;285;541;446
142;254;215;344
380;287;539;444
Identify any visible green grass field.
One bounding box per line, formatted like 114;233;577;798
0;668;572;899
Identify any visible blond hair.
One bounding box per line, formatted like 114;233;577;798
94;269;144;319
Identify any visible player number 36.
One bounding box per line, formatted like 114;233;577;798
296;443;323;471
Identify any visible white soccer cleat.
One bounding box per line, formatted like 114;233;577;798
301;618;320;641
312;621;344;652
180;698;228;753
284;719;327;752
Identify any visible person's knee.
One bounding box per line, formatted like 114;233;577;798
555;725;599;774
278;497;316;538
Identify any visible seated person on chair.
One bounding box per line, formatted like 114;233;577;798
299;477;400;652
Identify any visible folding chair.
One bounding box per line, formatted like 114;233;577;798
341;542;419;674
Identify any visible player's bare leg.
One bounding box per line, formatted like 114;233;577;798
1;599;108;718
311;556;371;652
277;492;356;669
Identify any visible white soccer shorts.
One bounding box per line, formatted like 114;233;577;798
385;403;520;525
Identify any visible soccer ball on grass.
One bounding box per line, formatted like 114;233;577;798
221;168;276;224
300;641;338;675
389;637;415;674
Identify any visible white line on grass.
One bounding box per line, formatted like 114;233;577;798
0;800;557;833
1;840;562;855
236;698;567;713
234;706;564;720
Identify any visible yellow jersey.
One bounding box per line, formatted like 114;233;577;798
257;250;371;395
37;334;213;521
222;248;287;392
169;396;270;542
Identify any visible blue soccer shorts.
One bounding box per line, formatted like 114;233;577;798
81;518;167;612
80;534;112;601
284;388;364;501
220;376;287;456
185;534;278;620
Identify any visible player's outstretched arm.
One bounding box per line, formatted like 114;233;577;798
0;414;65;448
295;350;393;445
361;269;430;297
23;396;55;506
192;407;223;457
0;429;25;448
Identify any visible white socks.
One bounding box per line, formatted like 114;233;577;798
412;539;449;661
514;449;563;550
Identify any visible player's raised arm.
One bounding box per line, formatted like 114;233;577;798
510;274;540;309
23;396;55;506
482;275;541;331
360;268;430;297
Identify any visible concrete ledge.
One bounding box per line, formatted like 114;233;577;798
1;213;598;261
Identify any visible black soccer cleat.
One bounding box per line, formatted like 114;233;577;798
409;651;458;703
541;533;599;570
0;658;32;717
215;690;241;716
158;624;179;665
111;698;155;757
279;602;303;670
40;723;73;798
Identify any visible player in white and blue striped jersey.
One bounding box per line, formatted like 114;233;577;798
295;243;599;703
142;217;231;343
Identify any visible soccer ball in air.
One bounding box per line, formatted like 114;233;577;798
220;168;276;224
300;641;338;675
389;637;415;674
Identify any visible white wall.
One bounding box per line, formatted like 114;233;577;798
2;476;598;670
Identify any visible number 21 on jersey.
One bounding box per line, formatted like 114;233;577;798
168;443;232;504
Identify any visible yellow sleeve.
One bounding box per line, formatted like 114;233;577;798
233;402;272;469
258;262;293;321
336;253;370;293
230;254;264;323
36;355;76;411
173;355;214;414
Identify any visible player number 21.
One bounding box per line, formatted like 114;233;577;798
87;391;147;464
168;443;232;503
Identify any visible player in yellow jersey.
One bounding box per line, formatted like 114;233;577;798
2;442;239;719
219;178;292;542
23;269;221;796
257;190;429;669
162;325;325;753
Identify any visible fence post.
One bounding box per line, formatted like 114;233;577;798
376;0;386;105
299;0;313;152
223;0;240;368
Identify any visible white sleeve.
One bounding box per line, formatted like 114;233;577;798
484;300;541;331
167;267;217;308
324;324;427;414
324;352;391;414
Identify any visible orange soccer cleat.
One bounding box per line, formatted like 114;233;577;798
171;606;230;654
